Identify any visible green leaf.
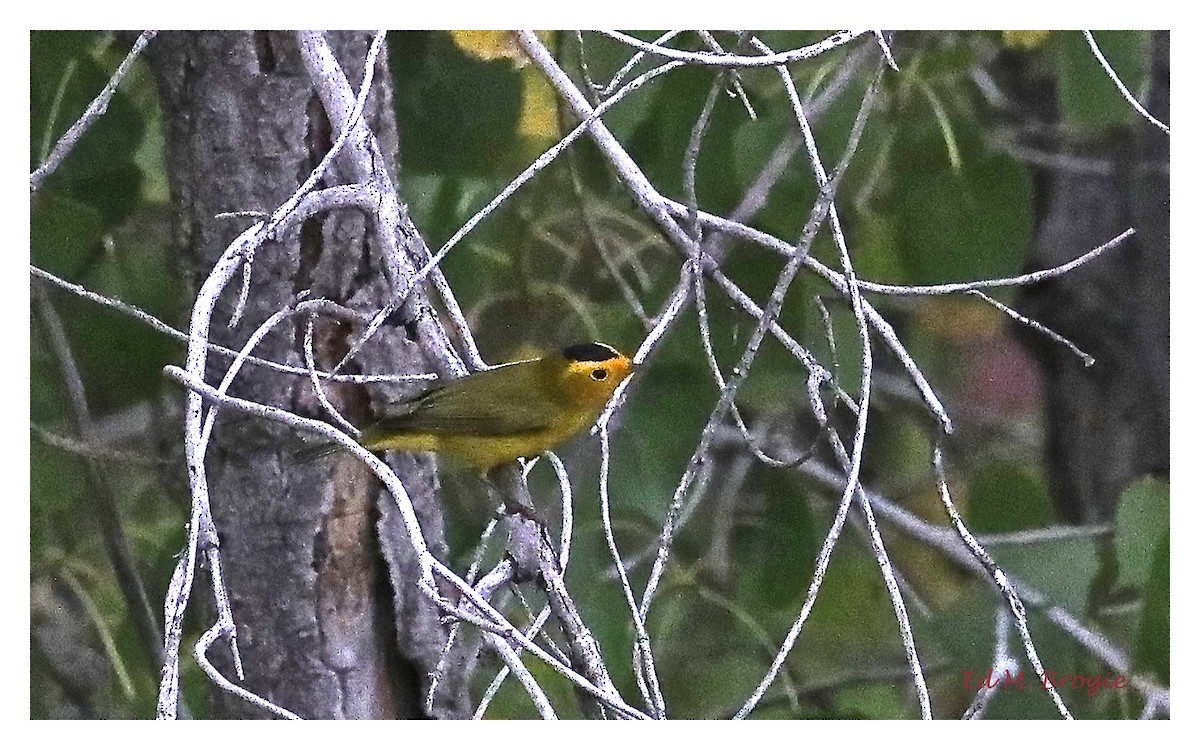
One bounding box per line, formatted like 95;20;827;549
104;205;181;319
31;31;145;225
1136;530;1168;684
30;31;96;165
30;438;89;553
30;189;105;279
966;460;1053;534
30;330;63;425
32;202;183;414
389;31;523;177
926;588;997;668
48;299;176;414
802;553;909;675
991;534;1098;617
895;147;1033;285
913;39;976;80
832;682;910;720
850;212;909;284
1057;31;1148;132
1113;478;1169;589
613;356;712;520
732;490;816;614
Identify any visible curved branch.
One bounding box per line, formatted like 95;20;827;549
596;30;865;68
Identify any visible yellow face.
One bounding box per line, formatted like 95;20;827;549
558;342;634;409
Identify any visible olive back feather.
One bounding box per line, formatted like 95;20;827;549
361;359;561;442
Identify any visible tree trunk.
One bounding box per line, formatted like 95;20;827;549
145;31;468;719
1003;32;1169;524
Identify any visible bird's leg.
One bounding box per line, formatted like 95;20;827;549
501;497;546;527
483;466;557;569
483;466;545;523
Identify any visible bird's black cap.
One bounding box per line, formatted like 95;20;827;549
562;342;620;362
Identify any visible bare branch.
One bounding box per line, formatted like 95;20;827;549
819;457;1167;712
297;30;475;377
32;285;167;711
931;445;1072;718
872;30;899;71
30;423;166;466
969;290;1095;366
600;30;684;96
598;425;665;717
1082;31;1169;134
30;31;157;194
596;30;865;68
195;624;300;720
962;609;1019;720
855;228;1136;296
518;32;951;436
31;264;436;384
763;37;931;717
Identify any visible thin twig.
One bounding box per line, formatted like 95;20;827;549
694;270;819;468
297;31;473;379
1082;31;1169;134
31;263;436;383
704;43;874;261
518;32;948;437
873;31;900;71
303;314;360;435
856;229;1137;296
969;290;1095;366
963;608;1018;720
596;30;865;68
801;458;1169;714
640;73;874;643
32;285;167;704
30;31;157;194
764;39;931;718
473;603;555;719
931;444;1073;719
598;425;665;717
159;35;411;713
459;562;559;720
600;31;684;96
427;514;501;716
732;381;860;718
195;624;300;719
31;423;167;466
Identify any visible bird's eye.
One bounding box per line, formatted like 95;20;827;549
591;368;608;381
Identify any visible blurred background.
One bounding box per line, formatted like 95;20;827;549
30;30;1168;719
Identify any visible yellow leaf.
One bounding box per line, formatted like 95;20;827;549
1002;30;1052;50
448;30;553;65
449;30;523;62
518;68;559;142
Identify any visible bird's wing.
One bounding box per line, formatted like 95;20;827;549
368;361;559;437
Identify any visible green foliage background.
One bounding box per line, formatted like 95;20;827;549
30;30;1167;719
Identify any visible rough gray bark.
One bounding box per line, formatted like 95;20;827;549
145;31;468;718
1003;32;1169;524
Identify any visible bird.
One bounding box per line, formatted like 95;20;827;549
307;342;634;473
